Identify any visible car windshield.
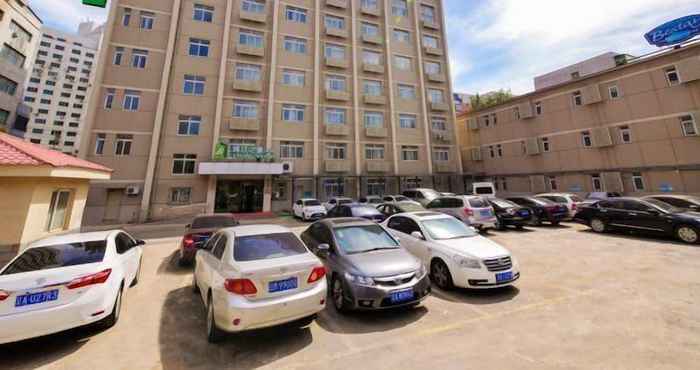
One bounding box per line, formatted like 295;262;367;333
338;199;353;205
644;199;682;213
491;199;518;208
571;195;584;202
192;216;238;229
395;196;409;202
422;218;478;240
468;197;489;208
351;206;382;216
531;197;556;206
333;225;399;254
369;198;383;204
304;200;321;206
474;187;493;195
1;241;107;275
422;189;441;200
398;203;425;212
233;233;308;261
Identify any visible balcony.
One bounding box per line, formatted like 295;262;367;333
361;6;380;16
365;127;388;138
233;79;262;92
432;130;451;143
325;124;349;136
325;160;351;172
325;57;349;69
228;118;259;131
363;94;386;105
326;89;350;101
427;73;446;83
325;26;348;39
7;37;30;55
326;0;347;9
236;44;265;57
363;63;384;74
422;20;439;30
362;34;383;45
430;101;449;111
434;162;454;173
240;8;266;23
367;161;390;173
424;46;443;56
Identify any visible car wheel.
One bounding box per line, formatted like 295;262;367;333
192;271;200;294
101;286;123;328
590;218;607;233
676;225;699;244
130;259;142;287
430;259;454;291
515;225;524;230
331;276;348;313
206;295;225;343
530;215;542;226
496;220;506;231
551;221;560;226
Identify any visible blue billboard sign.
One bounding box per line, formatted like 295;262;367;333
644;14;700;47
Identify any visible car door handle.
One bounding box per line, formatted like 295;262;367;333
600;210;607;213
628;212;638;216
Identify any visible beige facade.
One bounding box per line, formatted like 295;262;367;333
461;43;700;197
80;0;462;224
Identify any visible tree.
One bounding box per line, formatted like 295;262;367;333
470;89;513;111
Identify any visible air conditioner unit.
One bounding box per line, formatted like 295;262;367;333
125;185;140;196
281;161;294;174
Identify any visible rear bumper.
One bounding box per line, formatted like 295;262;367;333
344;273;431;310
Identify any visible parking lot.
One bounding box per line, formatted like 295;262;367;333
1;221;699;370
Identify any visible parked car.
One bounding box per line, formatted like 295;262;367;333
293;198;327;221
180;214;239;265
535;193;584;219
584;192;622;205
487;198;532;230
507;196;568;226
323;197;354;211
440;192;456;197
193;225;327;342
326;204;386;222
0;230;144;344
402;188;442;207
472;182;497;198
425;195;498;230
383;212;519;290
300;218;430;312
642;194;700;212
573;197;700;244
382;195;415;204
358;195;384;205
376;201;426;217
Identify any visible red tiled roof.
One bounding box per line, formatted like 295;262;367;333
0;133;112;173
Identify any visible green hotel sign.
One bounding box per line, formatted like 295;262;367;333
83;0;108;8
214;143;275;162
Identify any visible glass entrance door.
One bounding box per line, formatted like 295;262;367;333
215;180;264;213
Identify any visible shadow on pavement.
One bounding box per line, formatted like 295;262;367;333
156;250;193;276
159;287;312;370
578;229;692;247
316;303;428;334
431;285;520;305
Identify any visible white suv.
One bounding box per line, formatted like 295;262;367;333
293;198;327;221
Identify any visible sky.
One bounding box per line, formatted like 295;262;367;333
28;0;700;95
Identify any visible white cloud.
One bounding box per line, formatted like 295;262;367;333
28;0;108;33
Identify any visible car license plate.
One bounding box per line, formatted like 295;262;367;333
15;289;59;307
518;210;530;217
390;289;414;304
268;277;298;293
496;272;512;283
480;209;492;217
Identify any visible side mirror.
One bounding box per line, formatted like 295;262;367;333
136;239;146;246
317;243;330;258
410;231;425;240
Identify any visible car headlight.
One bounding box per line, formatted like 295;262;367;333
453;255;481;269
416;264;427;278
344;272;375;286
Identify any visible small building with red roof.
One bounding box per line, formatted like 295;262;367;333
0;133;112;255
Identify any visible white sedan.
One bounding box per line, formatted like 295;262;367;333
0;230;144;344
292;198;327;221
193;225;327;343
383;212;519;290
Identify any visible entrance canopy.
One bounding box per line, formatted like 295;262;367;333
198;161;285;175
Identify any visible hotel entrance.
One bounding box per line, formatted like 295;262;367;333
215;179;264;213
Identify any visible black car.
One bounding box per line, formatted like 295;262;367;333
573;197;700;244
326;204;387;222
487;198;532;229
642;195;700;212
506;196;568;226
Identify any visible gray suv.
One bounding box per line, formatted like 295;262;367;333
300;218;430;312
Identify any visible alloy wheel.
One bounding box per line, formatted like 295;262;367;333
590;219;606;233
332;278;344;310
431;262;449;289
677;226;698;244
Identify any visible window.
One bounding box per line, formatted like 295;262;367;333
535;102;542;115
0;45;26;68
425;61;441;75
170;188;192;204
483;115;490;127
364;111;383;128
591;175;603;191
47;190;71;231
324;179;345;197
326;143;347;159
178;115;201;136
609;85;620;99
367;179;385;196
548;176;558;191
428;89;444;103
71;49;80;55
393;29;410;43
193;4;214;22
363;80;382;96
581;131;592;147
242;0;265;13
172;154;197;175
0;109;8;125
680;115;697;136
236;63;261;82
282;69;305;86
665;67;679;86
420;5;436;24
0;75;17;96
399;114;417;129
571;71;580;79
325;15;345;30
233;100;258;118
115;135;132;156
632;172;645;191
283;36;307;53
365;144;385;160
189;38;210;57
184;75;205;95
489;145;495;158
24;96;35;103
619;125;632;143
123;90;140;111
572;91;582;106
104;89;115;109
325;44;345;59
392;0;408;17
397;84;416;99
113;47;124;65
401;146;419;161
140;11;155;30
32;128;43;134
10;21;32;46
325;108;346;124
363;50;381;65
239;30;263;48
432;118;446;131
286;6;307;23
361;22;379;37
131;49;148;68
422;35;439;49
326;75;346;91
362;0;378;10
496;144;503;157
280;141;304;159
394;55;411;70
434;147;449;161
122;8;132;26
282;104;305;122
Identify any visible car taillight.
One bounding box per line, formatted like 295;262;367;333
0;290;9;301
66;269;112;290
224;279;257;295
464;208;474;216
307;266;326;283
182;234;195;249
572;203;578;210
